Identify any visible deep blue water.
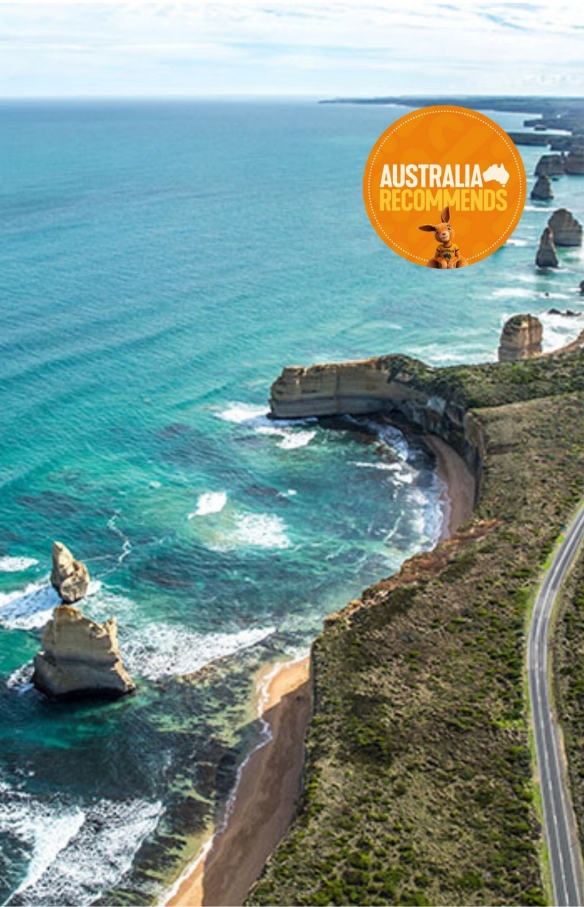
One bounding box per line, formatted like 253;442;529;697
0;99;583;905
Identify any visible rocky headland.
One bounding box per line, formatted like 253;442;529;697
320;96;584;157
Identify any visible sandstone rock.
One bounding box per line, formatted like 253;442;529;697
536;227;559;268
33;605;135;699
498;315;543;363
269;355;487;481
565;151;584;175
535;154;565;177
50;541;89;604
531;174;553;201
548;209;583;246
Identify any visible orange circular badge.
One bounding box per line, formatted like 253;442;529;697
363;106;526;268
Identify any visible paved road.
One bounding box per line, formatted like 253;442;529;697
528;505;584;906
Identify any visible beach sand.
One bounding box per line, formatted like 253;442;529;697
165;433;473;907
424;434;476;540
166;656;311;907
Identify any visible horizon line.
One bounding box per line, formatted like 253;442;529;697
0;92;583;102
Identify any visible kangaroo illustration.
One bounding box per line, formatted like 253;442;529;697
418;207;468;269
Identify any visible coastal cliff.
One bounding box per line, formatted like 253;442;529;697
249;345;584;907
270;355;485;488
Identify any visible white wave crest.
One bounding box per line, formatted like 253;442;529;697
3;796;85;899
492;287;536;298
256;426;316;449
234;513;291;549
217;401;317;431
217;402;269;424
122;623;275;680
3;795;162;906
352;460;415;483
0;580;102;631
0;557;38;573
6;662;34;692
215;512;291;551
189;491;227;519
0;583;60;630
539;310;584;353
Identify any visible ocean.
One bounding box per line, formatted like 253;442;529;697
0;99;583;905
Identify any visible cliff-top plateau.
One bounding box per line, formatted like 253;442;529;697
247;342;584;907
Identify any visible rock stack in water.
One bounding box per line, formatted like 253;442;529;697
50;541;89;603
531;174;553;200
33;542;135;699
565;151;584;175
33;607;136;699
548;209;583;246
498;314;543;363
536;227;559;268
535;154;565;177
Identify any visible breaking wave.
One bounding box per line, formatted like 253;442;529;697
2;791;162;906
121;623;276;680
0;558;38;574
0;581;102;631
188;491;228;518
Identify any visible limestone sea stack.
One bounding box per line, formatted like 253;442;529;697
565;151;584;175
548;209;583;247
530;174;553;201
536;227;559;268
535;154;565;177
33;605;135;699
50;541;90;604
498;314;543;363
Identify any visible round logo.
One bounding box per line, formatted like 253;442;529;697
363;106;526;268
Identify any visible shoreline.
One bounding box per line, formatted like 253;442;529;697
163;432;474;907
165;655;311;907
423;433;476;540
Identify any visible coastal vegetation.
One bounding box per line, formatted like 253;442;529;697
248;349;584;906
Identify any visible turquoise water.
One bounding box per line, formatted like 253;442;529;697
1;100;584;905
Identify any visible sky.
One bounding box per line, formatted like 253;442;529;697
1;1;584;98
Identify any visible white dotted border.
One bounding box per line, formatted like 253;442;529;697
366;108;525;262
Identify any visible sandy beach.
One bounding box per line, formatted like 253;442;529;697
166;656;311;907
424;434;476;540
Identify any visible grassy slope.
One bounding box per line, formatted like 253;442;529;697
248;351;584;907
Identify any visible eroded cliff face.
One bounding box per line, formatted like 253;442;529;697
269;355;485;493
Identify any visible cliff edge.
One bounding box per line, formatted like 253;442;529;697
249;345;584;907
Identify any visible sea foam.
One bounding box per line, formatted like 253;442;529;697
122;623;275;679
3;794;162;906
0;557;38;573
234;512;291;548
189;491;228;518
217;402;269;424
256;426;316;450
0;580;102;631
